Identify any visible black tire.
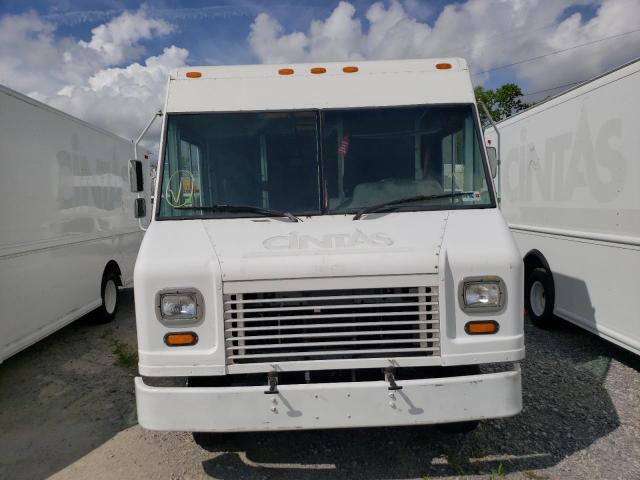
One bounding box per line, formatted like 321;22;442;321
437;365;481;434
188;377;231;449
94;270;120;324
192;432;220;450
437;420;480;434
525;267;555;328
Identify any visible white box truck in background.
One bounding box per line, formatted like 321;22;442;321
134;58;524;441
485;59;640;355
0;85;150;363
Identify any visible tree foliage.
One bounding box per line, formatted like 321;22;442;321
474;83;530;125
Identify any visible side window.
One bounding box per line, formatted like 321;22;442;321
440;116;488;195
161;121;203;215
440;131;456;191
179;139;202;207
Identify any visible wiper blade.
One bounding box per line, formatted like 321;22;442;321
175;204;300;222
353;193;469;220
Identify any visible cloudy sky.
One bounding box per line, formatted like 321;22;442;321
1;0;639;145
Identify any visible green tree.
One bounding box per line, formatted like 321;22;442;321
474;83;529;125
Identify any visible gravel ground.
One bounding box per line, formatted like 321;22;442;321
1;288;639;480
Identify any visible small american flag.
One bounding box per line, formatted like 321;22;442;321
338;133;350;156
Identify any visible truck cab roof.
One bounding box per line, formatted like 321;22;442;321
165;58;475;113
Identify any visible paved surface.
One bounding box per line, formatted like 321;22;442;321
1;289;639;480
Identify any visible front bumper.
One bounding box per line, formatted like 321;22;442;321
135;364;521;432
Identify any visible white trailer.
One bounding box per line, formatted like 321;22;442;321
485;59;640;355
133;58;524;441
0;85;150;363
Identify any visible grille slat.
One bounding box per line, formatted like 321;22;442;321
226;319;439;333
225;301;437;315
227;328;440;341
224;285;440;364
223;310;439;323
226;338;439;351
225;292;426;305
227;347;437;361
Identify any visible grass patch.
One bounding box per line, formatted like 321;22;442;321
112;339;138;371
445;453;470;476
524;471;549;480
490;461;506;479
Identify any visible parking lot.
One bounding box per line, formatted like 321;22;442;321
0;288;638;480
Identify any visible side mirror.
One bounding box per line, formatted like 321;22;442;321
486;146;498;179
129;159;144;192
134;198;146;218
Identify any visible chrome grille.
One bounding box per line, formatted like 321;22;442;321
224;286;440;364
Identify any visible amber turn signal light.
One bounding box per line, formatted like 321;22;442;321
164;332;198;346
464;321;499;335
186;71;202;78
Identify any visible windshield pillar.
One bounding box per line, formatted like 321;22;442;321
259;134;269;208
337;118;345;204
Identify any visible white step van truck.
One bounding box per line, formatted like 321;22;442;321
485;59;640;355
0;85;150;363
133;58;524;440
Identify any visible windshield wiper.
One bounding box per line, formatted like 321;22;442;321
353;192;469;220
175;204;301;222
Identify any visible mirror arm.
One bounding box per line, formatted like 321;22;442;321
134;109;163;161
133;110;163;231
478;100;501;201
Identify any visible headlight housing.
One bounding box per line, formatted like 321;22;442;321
459;277;505;312
155;288;204;323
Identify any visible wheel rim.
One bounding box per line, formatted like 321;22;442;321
104;279;117;314
530;280;546;317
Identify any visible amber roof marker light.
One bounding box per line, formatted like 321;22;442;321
435;63;452;70
310;67;327;74
343;66;359;73
278;68;294;75
186;71;202;78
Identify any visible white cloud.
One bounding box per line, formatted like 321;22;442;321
0;11;70;95
78;9;173;65
516;0;640;90
248;0;640;96
51;46;187;142
0;9;187;144
249;13;309;63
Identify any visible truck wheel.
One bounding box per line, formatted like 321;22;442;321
525;267;555;328
192;432;219;450
94;270;120;324
437;365;480;434
438;420;480;434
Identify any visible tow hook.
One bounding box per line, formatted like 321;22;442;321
264;371;279;394
384;367;402;391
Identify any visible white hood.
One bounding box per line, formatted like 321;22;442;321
201;211;449;281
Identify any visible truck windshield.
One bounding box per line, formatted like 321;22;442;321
157;105;493;219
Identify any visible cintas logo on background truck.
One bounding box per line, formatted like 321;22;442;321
131;58;524;443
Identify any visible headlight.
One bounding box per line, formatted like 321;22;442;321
155;288;204;323
459;277;505;312
162;294;196;316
